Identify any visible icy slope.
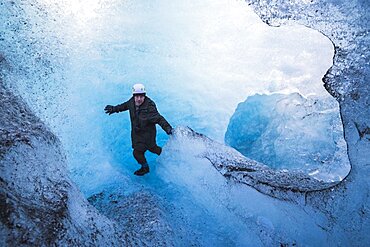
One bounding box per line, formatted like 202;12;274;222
158;126;368;245
0;83;122;245
88;189;175;246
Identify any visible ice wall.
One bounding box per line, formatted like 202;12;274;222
1;0;369;246
0;0;338;194
225;92;350;181
244;0;370;244
0;82;123;246
0;78;176;246
0;0;174;245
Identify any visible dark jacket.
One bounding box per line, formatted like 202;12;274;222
113;96;172;151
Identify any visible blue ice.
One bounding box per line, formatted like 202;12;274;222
225;93;350;182
0;0;348;245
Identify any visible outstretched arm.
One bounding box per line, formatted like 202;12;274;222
104;100;130;115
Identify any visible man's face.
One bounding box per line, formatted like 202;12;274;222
134;94;145;106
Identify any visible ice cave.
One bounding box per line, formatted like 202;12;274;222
1;0;369;246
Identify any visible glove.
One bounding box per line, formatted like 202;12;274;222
104;105;115;115
167;127;173;135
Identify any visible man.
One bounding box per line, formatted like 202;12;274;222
104;83;173;176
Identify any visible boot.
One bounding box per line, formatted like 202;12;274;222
134;164;150;176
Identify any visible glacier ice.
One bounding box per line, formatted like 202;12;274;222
245;0;370;245
157;126;343;245
0;84;124;246
225;92;350;182
0;0;335;194
1;0;369;246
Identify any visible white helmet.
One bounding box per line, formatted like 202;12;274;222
132;83;146;95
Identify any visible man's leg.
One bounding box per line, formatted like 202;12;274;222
133;149;147;164
133;149;149;176
148;145;162;156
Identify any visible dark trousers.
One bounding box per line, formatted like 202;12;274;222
133;145;162;165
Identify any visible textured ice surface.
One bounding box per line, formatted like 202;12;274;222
158;126;338;245
0;0;336;196
1;0;369;246
245;0;370;245
88;189;176;246
169;127;339;193
0;84;123;246
225;93;350;182
0;0;333;142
